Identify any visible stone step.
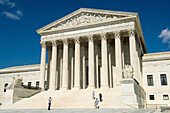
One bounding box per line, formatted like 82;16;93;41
1;88;133;109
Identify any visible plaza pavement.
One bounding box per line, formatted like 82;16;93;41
0;109;164;113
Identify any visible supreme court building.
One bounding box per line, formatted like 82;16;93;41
0;8;170;109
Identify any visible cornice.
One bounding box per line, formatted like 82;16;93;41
36;8;138;34
38;16;135;35
142;52;170;62
0;64;46;74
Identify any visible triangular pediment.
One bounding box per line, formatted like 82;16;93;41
37;8;138;34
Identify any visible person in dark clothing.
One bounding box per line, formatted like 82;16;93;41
99;93;102;102
48;97;52;110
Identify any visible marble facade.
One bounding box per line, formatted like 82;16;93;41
0;8;170;109
37;8;145;91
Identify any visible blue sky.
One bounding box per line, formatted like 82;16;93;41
0;0;170;69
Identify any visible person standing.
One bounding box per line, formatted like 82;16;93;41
99;93;102;102
94;98;99;109
92;91;95;99
48;97;52;110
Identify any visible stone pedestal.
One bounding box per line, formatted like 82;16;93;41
120;78;146;109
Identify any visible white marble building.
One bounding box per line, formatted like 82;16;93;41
0;8;170;109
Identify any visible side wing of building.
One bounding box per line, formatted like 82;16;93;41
142;52;170;108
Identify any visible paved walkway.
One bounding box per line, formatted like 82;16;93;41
0;109;162;113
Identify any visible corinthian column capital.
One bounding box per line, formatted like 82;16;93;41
100;33;107;40
40;41;46;48
87;34;94;42
51;40;57;47
114;31;121;39
62;39;68;45
74;37;80;44
128;29;135;36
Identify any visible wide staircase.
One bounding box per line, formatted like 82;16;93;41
1;87;133;109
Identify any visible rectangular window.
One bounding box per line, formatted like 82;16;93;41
4;83;8;92
36;81;39;88
21;82;23;86
28;82;31;89
160;74;167;85
149;95;155;100
163;95;169;100
147;75;154;86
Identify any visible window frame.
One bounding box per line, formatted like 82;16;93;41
163;95;169;100
36;81;39;88
160;74;168;86
149;95;155;100
28;82;32;89
4;83;8;92
147;75;154;86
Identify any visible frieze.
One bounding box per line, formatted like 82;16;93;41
47;12;121;31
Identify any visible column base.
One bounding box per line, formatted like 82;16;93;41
87;85;95;89
72;86;80;90
60;87;68;90
100;85;109;89
48;88;56;91
41;88;45;91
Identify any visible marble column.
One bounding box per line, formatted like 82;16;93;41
115;31;122;86
95;42;99;88
49;40;57;90
47;46;52;89
101;33;109;88
62;39;68;90
69;45;74;89
108;41;113;88
80;43;86;89
74;37;81;89
110;43;115;87
88;35;95;88
121;38;125;69
58;47;63;89
128;29;139;82
81;44;86;89
40;42;46;91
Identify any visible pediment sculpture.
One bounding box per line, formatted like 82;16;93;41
123;65;134;78
49;12;120;30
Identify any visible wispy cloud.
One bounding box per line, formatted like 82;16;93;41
158;28;170;47
0;0;15;8
2;11;20;20
0;0;23;20
16;10;23;16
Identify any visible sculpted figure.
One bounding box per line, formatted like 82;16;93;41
123;65;134;78
13;76;23;88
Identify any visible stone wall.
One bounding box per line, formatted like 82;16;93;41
121;78;146;109
142;52;170;108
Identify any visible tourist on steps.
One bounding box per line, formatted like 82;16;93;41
48;97;52;110
94;98;99;109
99;93;103;102
92;91;95;99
